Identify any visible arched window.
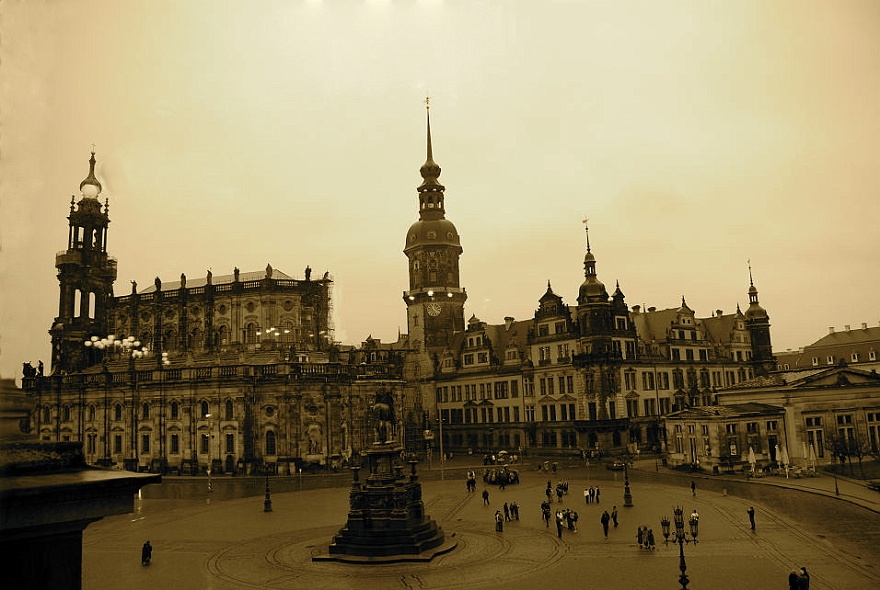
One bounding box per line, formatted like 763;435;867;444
62;405;71;422
42;406;50;423
265;430;276;455
142;402;150;420
88;404;96;421
170;401;179;420
245;323;257;345
225;399;234;420
114;403;123;421
200;400;209;418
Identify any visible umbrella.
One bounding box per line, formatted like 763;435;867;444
748;446;757;472
809;443;817;471
780;446;790;478
802;442;808;469
775;444;783;469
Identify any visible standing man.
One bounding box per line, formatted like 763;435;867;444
747;506;756;531
555;510;565;538
690;480;696;497
495;510;504;532
611;505;619;527
600;510;611;539
482;488;490;506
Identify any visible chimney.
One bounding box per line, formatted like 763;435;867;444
845;325;851;332
829;327;835;334
862;323;868;330
716;309;723;318
648;307;656;312
632;305;641;313
504;316;515;330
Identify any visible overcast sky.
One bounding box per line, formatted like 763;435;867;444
2;0;878;382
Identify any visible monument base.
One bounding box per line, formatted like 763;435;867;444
312;441;453;562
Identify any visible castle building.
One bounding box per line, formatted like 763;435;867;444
401;111;772;458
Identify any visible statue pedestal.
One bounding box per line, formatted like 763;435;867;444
313;442;455;563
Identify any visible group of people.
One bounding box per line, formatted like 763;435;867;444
582;485;601;504
788;567;810;589
541;502;580;538
545;480;569;503
636;525;656;549
493;501;521;532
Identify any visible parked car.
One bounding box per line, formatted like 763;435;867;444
867;480;880;492
606;461;626;471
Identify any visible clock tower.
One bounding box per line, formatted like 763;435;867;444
403;103;466;353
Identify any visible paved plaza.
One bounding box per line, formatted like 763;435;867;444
82;460;880;589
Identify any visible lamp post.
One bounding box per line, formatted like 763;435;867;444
438;415;445;481
264;470;273;512
206;413;214;498
158;351;170;474
663;506;699;589
623;460;633;507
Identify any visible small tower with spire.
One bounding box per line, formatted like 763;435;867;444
49;151;118;373
744;261;774;375
403;99;467;353
576;219;614;354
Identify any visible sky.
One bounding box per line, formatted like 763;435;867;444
2;0;878;383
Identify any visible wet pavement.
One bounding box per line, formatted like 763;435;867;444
82;458;880;589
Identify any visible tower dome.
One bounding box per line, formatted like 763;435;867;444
79;151;103;198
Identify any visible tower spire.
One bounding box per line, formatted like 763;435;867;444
419;97;442;189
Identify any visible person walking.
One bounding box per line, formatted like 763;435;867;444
797;566;810;589
690;480;696;497
636;526;644;548
595;486;600;503
503;502;510;522
542;502;551;528
141;540;152;566
482;488;490;506
747;506;756;531
600;510;610;539
611;505;618;527
555;510;565;539
583;487;589;505
495;510;504;532
788;570;801;590
646;528;655;550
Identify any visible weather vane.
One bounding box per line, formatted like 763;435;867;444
425;95;430;111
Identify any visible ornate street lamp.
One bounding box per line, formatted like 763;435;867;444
672;506;693;589
660;515;671;545
623;460;633;507
264;470;273;512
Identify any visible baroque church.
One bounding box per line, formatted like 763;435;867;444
22;109;773;474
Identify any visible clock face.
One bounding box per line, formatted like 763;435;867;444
427;303;442;316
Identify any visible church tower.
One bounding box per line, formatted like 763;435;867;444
744;264;774;375
403;102;466;353
49;151;118;373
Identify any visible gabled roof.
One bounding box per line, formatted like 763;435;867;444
667;402;783;420
726;365;880;391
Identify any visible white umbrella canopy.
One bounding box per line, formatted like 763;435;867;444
775;444;783;467
780;446;790;467
802;442;808;469
809;443;818;470
748;446;757;471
